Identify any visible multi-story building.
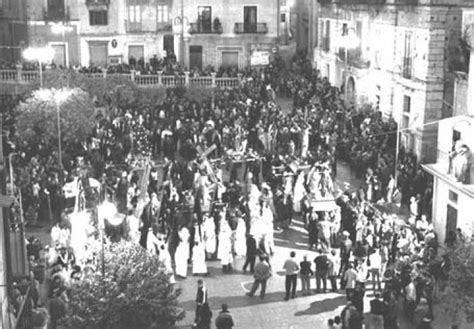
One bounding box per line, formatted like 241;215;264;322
294;0;318;58
423;4;474;243
0;0;28;64
171;0;279;70
27;0;173;68
313;0;466;162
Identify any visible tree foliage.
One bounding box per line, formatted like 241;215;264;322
14;88;95;154
441;241;474;325
61;240;184;329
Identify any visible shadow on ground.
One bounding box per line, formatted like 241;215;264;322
294;295;346;317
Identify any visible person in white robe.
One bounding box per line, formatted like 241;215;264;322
192;240;208;275
217;219;234;272
125;211;140;244
234;216;247;257
159;244;175;284
293;171;306;214
261;203;275;256
301;124;310;158
202;214;217;259
146;228;161;255
175;226;190;278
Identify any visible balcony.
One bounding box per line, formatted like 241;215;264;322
402;57;412;79
337;48;370;69
234;23;268;34
125;21;173;33
189;21;222;34
43;7;69;22
86;0;110;10
157;22;172;32
126;21;142;33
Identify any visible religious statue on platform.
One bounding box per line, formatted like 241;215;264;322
449;140;472;184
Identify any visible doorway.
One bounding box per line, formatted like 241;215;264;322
88;42;107;67
446;204;457;241
244;6;257;33
51;44;66;67
189;46;203;71
163;35;174;58
221;51;239;68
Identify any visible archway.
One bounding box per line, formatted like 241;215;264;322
346;76;356;107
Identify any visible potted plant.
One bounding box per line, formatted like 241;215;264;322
31;307;49;329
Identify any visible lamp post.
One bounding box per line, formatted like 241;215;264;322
35;88;73;185
22;47;55;87
340;28;359;107
174;0;188;65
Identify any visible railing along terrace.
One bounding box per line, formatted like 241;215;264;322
0;70;17;81
189;76;213;87
234;22;268;34
0;70;241;88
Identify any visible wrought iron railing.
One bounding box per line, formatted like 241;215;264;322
189;22;223;34
234;22;268;34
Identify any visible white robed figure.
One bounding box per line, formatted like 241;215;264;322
192;234;208;275
293;171;306;213
234;216;247;257
146;228;161;255
261;204;275;255
194;169;213;211
159;244;175;284
202;215;217;257
175;226;190;278
217;218;234;268
301;125;310;158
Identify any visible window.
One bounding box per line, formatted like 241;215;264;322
89;11;108;25
129;5;141;23
342;23;348;36
449;190;458;204
402;95;411;129
323;20;330;52
280;13;286;23
244;6;257;33
198;6;212;33
157;5;168;23
403;95;411;113
402;31;413;79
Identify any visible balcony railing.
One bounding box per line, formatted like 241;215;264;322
0;69;242;89
234;23;268;34
86;0;110;4
402;57;412;79
125;20;142;33
189;22;223;34
337;48;370;69
43;7;69;22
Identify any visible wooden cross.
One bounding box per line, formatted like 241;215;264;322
196;144;218;182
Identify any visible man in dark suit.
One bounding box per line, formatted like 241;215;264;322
139;192;160;248
242;234;257;273
194;279;208;325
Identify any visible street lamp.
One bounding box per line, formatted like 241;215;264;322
174;0;188;65
22;47;55;87
339;28;359;106
35;88;73;184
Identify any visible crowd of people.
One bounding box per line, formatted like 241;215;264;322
3;51;444;329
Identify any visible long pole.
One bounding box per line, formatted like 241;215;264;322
56;102;63;185
39;60;43;87
394;110;401;186
180;0;184;65
344;45;348;106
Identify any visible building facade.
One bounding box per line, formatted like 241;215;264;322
171;0;279;70
423;5;474;244
0;0;28;64
27;0;173;68
313;0;465;162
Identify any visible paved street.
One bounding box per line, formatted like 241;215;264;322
174;162;365;329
